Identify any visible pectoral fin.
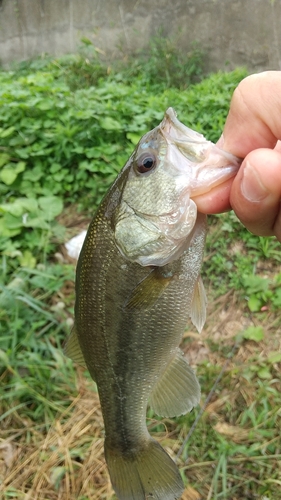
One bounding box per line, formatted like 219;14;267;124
124;268;173;310
190;275;207;333
64;326;87;369
149;349;201;417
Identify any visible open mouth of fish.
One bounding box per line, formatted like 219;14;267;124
159;107;242;197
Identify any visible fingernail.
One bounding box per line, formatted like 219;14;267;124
241;161;268;202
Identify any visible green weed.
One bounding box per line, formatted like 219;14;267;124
203;211;281;317
0;262;75;424
115;33;204;89
175;357;281;498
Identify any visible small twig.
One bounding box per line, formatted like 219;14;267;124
181;454;281;471
206;483;213;500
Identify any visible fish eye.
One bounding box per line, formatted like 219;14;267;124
135;153;157;174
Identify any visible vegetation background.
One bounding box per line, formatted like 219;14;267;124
1;39;281;499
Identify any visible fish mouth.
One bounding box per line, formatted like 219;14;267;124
159;107;242;197
160;107;209;161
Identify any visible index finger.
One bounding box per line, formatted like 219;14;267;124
223;71;281;157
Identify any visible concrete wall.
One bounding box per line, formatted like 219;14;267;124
0;0;280;72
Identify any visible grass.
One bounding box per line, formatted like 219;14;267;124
1;213;280;500
179;302;281;499
0;47;281;499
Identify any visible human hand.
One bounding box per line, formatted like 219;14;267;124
194;71;281;242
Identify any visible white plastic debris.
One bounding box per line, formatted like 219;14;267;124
65;230;87;260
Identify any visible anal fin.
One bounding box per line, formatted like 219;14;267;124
149;349;200;417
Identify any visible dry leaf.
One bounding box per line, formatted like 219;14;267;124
182;485;202;500
0;441;15;468
213;422;250;443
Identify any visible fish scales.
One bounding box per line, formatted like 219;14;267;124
65;108;241;500
77;199;206;448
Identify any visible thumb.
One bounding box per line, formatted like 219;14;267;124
230;148;281;241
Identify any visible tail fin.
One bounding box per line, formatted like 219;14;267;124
105;438;184;500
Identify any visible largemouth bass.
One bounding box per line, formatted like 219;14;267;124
65;108;241;500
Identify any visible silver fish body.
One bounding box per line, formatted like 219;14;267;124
65;108;241;500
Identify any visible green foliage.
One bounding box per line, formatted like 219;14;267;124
0;70;155;207
11;38;109;90
203;211;281;312
0;195;64;273
11;34;204;93
0;263;75;421
116;35;204;89
0;65;248;210
241;325;264;342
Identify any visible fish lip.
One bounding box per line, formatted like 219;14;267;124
159;107;207;151
161;107;243;164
